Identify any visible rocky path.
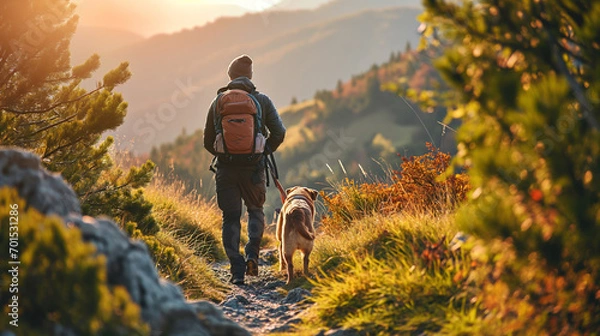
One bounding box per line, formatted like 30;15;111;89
212;249;313;335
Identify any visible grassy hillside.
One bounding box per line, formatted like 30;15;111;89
78;4;422;152
271;146;473;335
136;175;228;302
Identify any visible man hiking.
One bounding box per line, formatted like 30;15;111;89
204;55;286;285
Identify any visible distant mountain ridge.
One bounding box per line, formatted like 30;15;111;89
70;26;144;64
315;0;421;15
71;1;423;152
272;0;330;10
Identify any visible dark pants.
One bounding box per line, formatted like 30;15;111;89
216;164;266;276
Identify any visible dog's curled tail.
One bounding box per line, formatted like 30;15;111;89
286;208;315;241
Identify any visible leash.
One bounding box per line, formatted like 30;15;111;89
210;151;286;204
265;154;286;204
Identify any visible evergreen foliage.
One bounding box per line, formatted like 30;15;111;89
0;0;155;224
422;0;600;332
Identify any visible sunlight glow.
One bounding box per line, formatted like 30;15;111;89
183;0;281;11
75;0;284;36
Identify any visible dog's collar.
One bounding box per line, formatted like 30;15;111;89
285;194;312;203
285;194;314;216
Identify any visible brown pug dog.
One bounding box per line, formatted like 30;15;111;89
276;186;318;284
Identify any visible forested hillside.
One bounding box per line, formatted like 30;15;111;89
150;46;454;212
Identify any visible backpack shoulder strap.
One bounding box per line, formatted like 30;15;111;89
213;92;225;130
249;92;265;131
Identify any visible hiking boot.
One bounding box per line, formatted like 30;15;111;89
246;258;259;277
229;274;245;285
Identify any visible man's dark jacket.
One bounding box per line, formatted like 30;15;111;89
203;77;286;166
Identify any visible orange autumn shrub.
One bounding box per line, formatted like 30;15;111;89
321;144;469;233
320;179;392;234
386;143;470;213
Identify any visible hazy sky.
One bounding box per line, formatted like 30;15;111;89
75;0;324;36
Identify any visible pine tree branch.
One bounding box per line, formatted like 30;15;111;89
42;135;86;160
20;114;61;127
0;47;45;90
534;1;599;131
29;112;78;136
44;75;78;84
1;86;104;115
556;42;589;66
80;180;135;199
547;35;599;131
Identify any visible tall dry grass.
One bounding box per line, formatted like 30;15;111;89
140;174;228;301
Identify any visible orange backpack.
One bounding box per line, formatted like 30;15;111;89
213;89;266;158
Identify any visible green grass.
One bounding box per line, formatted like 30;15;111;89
153;230;228;302
276;212;481;335
144;176;224;261
142;175;279;301
140;176;228;302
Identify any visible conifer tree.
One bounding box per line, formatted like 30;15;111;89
423;0;600;332
0;0;155;222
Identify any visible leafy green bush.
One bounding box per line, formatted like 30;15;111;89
0;188;148;335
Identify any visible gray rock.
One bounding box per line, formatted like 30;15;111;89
222;295;249;313
261;248;279;265
191;301;250;336
246;321;264;329
264;280;286;290
280;313;296;321
222;298;239;309
268;305;289;317
0;149;249;336
235;294;250;305
285;318;303;326
0;149;81;217
270;324;293;333
283;288;312;304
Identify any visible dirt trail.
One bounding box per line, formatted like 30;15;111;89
212;249;313;335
